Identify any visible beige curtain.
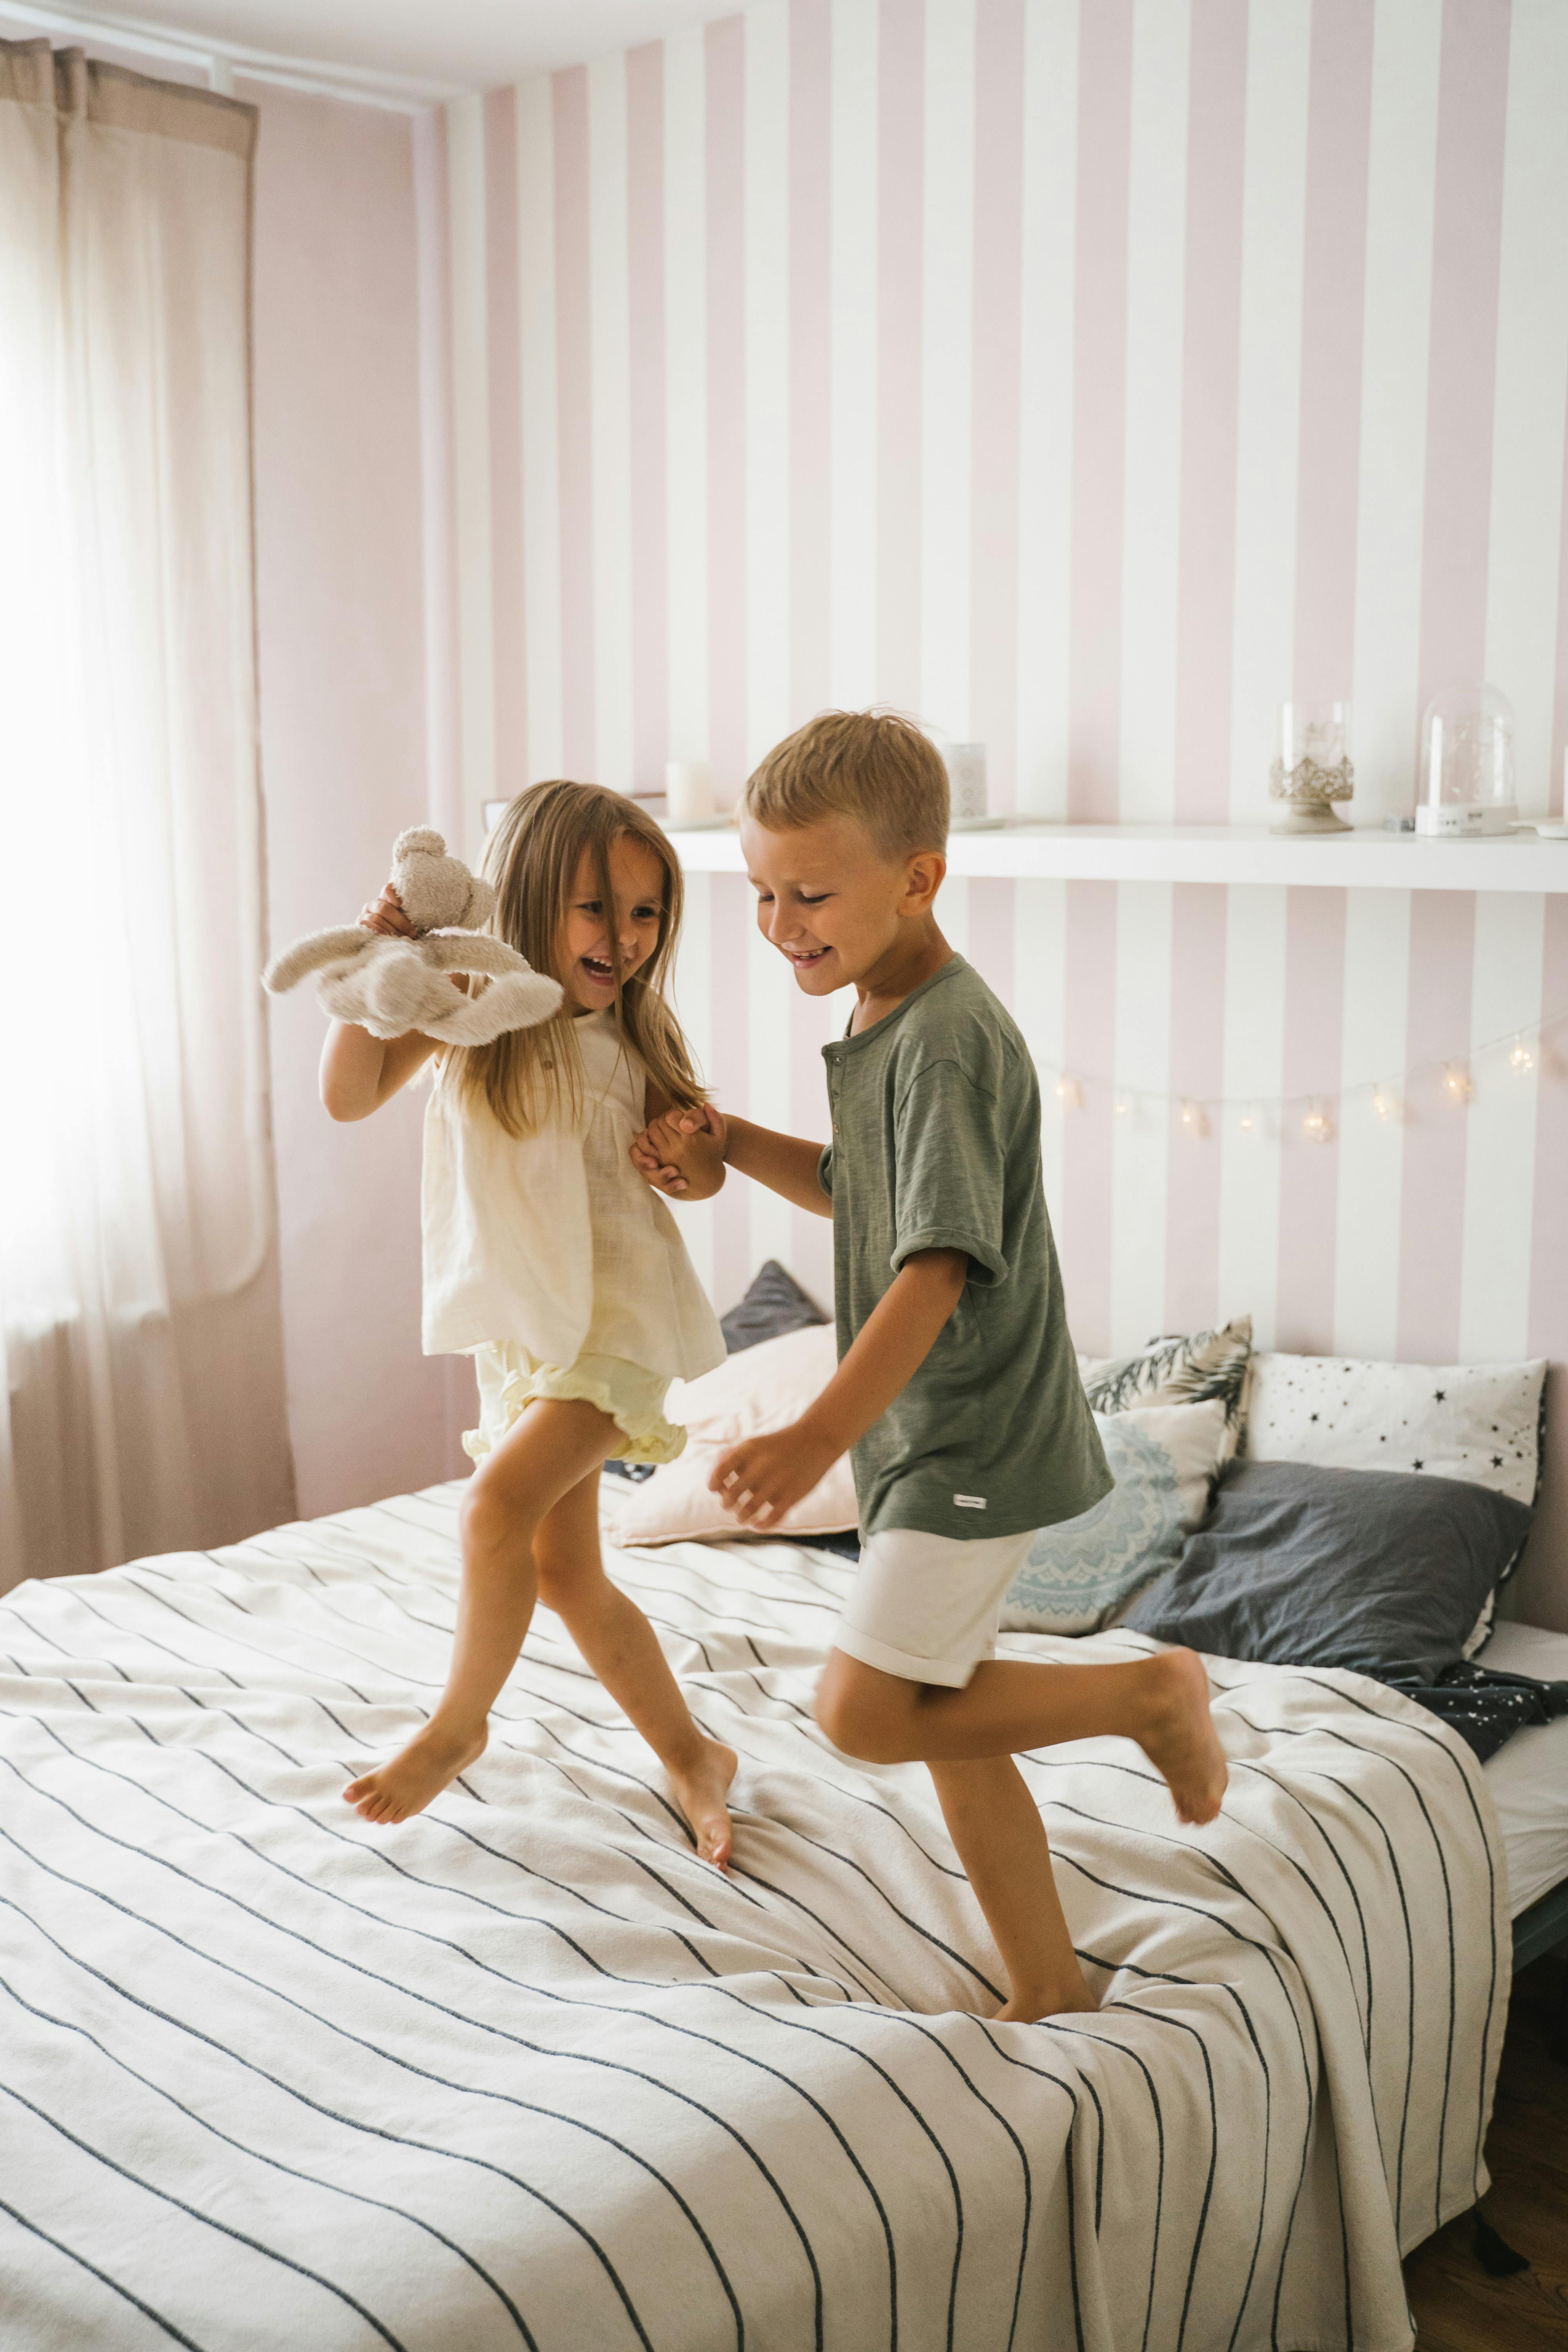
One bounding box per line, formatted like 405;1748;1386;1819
0;41;294;1587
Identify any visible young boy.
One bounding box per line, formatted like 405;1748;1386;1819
633;711;1227;2020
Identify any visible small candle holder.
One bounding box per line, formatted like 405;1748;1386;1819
941;741;1006;831
664;759;721;828
1269;701;1354;835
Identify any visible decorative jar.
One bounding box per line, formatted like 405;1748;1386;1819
1269;701;1353;835
1417;683;1516;837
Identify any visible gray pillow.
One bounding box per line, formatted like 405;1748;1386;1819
720;1260;828;1355
1124;1459;1533;1681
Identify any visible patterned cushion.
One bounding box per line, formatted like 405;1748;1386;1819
1244;1354;1546;1511
1002;1397;1230;1635
1080;1316;1253;1462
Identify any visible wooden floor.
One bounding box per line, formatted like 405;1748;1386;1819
1404;1954;1568;2350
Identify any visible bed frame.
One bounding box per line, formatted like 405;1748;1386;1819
1512;1878;1568;1973
1512;1876;1568;2069
1463;1877;1568;2277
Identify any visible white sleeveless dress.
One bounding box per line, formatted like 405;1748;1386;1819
420;1011;724;1464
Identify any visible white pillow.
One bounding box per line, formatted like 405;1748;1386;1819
1244;1354;1546;1508
606;1323;858;1547
1002;1397;1229;1635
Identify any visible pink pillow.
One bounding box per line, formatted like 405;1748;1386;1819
605;1323;859;1546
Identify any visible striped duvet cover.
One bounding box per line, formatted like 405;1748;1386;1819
0;1482;1507;2352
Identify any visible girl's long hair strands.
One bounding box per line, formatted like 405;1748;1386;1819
448;780;705;1138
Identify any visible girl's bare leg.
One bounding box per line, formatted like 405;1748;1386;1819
927;1757;1096;2021
345;1398;622;1824
534;1470;737;1867
815;1646;1227;1825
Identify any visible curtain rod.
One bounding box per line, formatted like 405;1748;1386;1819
0;2;468;110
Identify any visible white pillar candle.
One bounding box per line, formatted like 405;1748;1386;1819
943;742;987;823
665;759;715;823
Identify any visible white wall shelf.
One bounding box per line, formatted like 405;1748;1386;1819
666;820;1568;893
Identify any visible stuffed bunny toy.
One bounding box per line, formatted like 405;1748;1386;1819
263;828;563;1046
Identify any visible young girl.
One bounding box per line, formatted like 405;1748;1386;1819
321;781;736;1862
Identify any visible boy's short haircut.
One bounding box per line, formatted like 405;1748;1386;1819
742;710;949;860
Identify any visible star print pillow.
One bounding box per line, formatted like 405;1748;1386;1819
1243;1354;1546;1509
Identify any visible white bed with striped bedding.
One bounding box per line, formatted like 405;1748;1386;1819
0;1482;1508;2352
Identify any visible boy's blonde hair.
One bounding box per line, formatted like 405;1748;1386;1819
741;709;949;860
446;779;704;1139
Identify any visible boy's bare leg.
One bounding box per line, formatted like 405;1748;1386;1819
928;1756;1096;2022
345;1398;622;1824
816;1646;1227;1824
535;1470;737;1867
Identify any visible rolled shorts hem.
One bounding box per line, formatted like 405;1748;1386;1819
834;1524;1036;1692
829;1622;980;1690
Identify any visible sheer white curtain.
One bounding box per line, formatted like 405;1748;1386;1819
0;41;294;1588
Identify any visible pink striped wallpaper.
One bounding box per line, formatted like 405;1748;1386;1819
430;0;1568;1625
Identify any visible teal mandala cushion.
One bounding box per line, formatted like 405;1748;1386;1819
1003;1397;1229;1635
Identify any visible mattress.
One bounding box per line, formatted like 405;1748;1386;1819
1478;1619;1568;1916
0;1483;1510;2352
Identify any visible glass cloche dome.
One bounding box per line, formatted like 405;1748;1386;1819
1417;682;1517;837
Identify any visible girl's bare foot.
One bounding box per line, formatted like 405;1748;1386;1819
1134;1648;1228;1824
995;1969;1100;2024
667;1736;739;1868
345;1722;487;1824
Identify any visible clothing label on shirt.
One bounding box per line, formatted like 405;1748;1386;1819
954;1494;987;1509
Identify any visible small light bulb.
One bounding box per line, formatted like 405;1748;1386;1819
1055;1074;1082;1111
1114;1093;1132;1118
1373;1087;1399;1123
1444;1062;1473;1103
1303;1101;1335;1144
1509;1036;1535;1073
1237;1109;1254;1135
1179;1099;1207;1138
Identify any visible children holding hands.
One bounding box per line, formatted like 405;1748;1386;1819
312;721;1226;2025
633;711;1227;2021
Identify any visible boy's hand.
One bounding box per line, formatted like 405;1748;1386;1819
632;1103;728;1198
709;1421;841;1527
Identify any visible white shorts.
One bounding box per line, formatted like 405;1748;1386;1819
834;1525;1037;1690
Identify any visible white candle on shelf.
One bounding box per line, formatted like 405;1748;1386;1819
665;759;715;824
942;742;987;821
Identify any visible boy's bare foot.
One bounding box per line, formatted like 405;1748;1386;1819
994;1969;1100;2024
344;1722;487;1824
1134;1648;1228;1824
667;1736;739;1868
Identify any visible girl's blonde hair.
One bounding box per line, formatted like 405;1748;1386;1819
447;780;704;1139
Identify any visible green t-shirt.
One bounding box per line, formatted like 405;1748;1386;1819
818;956;1111;1543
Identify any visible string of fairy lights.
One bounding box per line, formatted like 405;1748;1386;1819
1040;1011;1563;1143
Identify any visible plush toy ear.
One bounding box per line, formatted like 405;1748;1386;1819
421;930;536;976
414;932;564;1038
461;873;497;928
263;927;376;995
391;826;446;864
304;933;563;1042
420;966;564;1045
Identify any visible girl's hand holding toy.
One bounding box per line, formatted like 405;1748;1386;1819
263;828;563;1044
